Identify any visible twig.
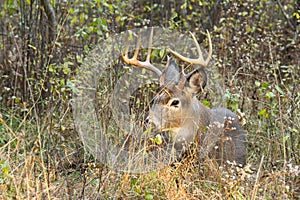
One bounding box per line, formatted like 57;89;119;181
251;155;264;200
275;0;295;30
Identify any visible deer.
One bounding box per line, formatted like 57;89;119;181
122;29;246;165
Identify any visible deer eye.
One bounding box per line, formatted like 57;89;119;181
169;99;180;108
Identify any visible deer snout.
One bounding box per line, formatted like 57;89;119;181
143;114;157;129
147;107;167;131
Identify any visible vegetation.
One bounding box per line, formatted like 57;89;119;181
0;0;299;199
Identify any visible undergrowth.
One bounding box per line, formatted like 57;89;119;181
1;0;299;199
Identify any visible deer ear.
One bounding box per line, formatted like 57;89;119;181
159;59;180;86
186;68;207;94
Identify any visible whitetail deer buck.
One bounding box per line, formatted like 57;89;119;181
122;30;246;165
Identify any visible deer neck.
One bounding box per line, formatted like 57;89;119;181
172;98;212;144
195;99;212;127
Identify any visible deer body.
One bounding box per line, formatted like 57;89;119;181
122;30;247;165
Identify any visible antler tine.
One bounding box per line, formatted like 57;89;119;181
133;33;141;60
168;30;212;67
123;36;130;60
122;28;162;76
146;27;153;63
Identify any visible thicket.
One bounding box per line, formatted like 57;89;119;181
0;0;299;199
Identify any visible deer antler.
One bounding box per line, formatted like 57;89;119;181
122;28;162;77
168;30;212;67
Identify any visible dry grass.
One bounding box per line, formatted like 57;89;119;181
0;108;299;199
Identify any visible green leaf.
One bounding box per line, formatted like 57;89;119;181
258;108;266;116
202;100;211;108
181;2;187;9
246;24;251;33
155;134;162;145
143;126;154;135
66;80;79;93
265;91;276;99
1;161;10;175
48;65;56;73
275;85;284;95
130;177;137;187
145;194;154;200
231;103;238;111
255;81;261;87
261;82;269;89
283;135;289;143
159;49;165;58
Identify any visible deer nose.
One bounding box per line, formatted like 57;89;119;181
144;115;158;128
144;115;151;125
143;115;152;125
